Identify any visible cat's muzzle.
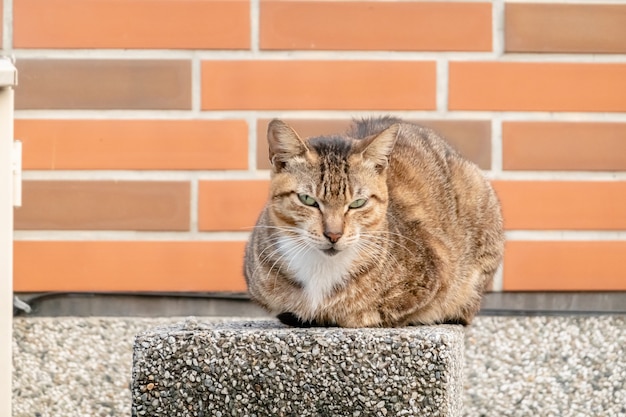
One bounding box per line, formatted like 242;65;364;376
322;247;340;257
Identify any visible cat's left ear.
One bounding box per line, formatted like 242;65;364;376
267;119;310;172
359;124;399;172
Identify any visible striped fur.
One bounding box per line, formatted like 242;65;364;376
244;117;504;327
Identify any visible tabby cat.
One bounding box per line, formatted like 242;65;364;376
244;117;504;327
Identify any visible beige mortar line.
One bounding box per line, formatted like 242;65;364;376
189;177;199;234
247;114;259;171
505;231;626;241
2;0;12;52
13;110;626;126
10;48;626;61
435;59;448;113
13;230;252;242
485;171;626;181
20;168;626;182
20;170;271;181
491;118;503;174
250;0;260;54
14;230;626;243
492;0;505;57
190;54;202;114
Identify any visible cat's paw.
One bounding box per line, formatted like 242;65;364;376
276;312;334;328
439;317;469;326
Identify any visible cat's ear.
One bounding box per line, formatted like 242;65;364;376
358;124;399;172
267;119;309;172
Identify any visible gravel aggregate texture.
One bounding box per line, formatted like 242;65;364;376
131;319;464;417
465;316;626;417
12;315;626;417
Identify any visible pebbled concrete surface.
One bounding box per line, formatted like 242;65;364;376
12;315;626;417
464;316;626;417
132;319;463;417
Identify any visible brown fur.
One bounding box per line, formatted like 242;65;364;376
244;117;504;327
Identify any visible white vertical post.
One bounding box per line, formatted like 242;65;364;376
0;57;17;417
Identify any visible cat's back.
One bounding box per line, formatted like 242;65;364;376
349;117;473;202
350;117;500;240
348;117;461;172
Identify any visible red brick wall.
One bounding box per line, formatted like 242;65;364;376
7;0;626;293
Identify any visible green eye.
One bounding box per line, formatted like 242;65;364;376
349;198;367;209
298;194;318;207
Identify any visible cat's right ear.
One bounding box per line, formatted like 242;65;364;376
267;119;309;172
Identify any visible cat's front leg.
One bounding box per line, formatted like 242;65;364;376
336;310;384;328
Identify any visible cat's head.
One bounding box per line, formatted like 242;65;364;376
266;119;398;256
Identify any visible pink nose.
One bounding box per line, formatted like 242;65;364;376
324;231;342;244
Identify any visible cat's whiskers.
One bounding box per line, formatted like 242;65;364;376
253;233;300;280
282;238;314;279
253;227;314;286
356;235;402;271
365;230;424;248
254;235;287;265
254;242;285;281
253;227;302;270
266;241;292;290
264;234;311;290
361;231;420;259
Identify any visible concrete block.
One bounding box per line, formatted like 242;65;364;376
131;319;464;417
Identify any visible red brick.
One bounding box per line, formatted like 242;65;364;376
16;119;248;170
201;60;436;110
449;62;626;112
506;3;626;53
16;59;191;110
504;241;626;291
198;181;269;231
15;181;190;231
14;0;250;49
494;181;626;231
503;122;626;171
261;1;491;51
14;241;247;292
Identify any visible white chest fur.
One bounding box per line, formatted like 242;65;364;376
277;238;356;313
